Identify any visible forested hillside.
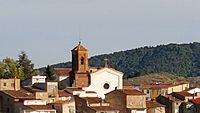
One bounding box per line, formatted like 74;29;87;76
43;42;200;78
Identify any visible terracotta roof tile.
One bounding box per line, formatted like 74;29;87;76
54;68;71;76
82;97;103;103
65;87;84;91
146;101;165;108
58;90;72;97
72;42;88;51
174;91;193;97
190;97;200;104
90;106;119;111
26;105;55;110
140;83;188;89
118;89;146;95
1;88;35;99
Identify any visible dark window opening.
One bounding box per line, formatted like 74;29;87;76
147;90;150;94
104;83;110;89
3;83;6;86
81;57;84;65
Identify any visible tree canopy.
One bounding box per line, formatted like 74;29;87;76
44;65;55;81
17;51;34;78
0;57;24;80
45;42;200;78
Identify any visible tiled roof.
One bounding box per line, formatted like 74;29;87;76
118;89;146;95
58;90;72;97
19;98;40;102
140;83;188;89
26;105;55;110
72;42;88;51
123;86;133;89
54;68;71;76
65;87;84;91
163;95;182;101
1;88;35;99
174;91;193;97
90;106;119;111
146;101;165;108
82;97;103;104
190;97;200;104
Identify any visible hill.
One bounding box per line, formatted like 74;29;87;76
123;72;188;86
123;72;200;88
41;42;200;78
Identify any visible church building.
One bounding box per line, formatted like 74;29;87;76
68;42;123;99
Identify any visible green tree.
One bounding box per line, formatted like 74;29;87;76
45;65;54;81
58;81;67;90
17;51;34;78
0;57;24;80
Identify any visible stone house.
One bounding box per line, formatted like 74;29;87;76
138;83;189;100
74;96;119;113
105;89;147;113
156;95;182;113
146;100;165;113
156;88;200;113
49;90;75;113
17;99;56;113
0;78;77;113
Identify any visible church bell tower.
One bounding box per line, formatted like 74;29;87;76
70;42;90;88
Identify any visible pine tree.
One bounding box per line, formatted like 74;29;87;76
45;65;54;81
17;51;34;78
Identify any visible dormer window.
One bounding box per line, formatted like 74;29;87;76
81;57;84;65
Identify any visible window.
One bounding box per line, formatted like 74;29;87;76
7;98;9;102
104;83;110;89
3;83;6;86
11;83;14;87
7;108;9;112
147;89;150;94
81;57;84;65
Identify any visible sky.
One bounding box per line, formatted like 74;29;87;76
0;0;200;68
